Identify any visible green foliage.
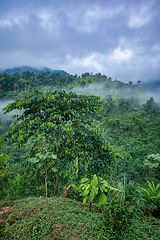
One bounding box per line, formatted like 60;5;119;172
0;70;147;99
1;196;160;240
29;148;57;203
73;174;119;207
98;97;160;182
105;199;137;234
103;176;140;235
29;149;57;173
1;90;119;196
113;176;139;204
139;181;160;217
0;159;55;198
1;89;101;149
1;70;160;239
7;174;26;197
145;97;158;112
0;154;9;176
144;154;160;169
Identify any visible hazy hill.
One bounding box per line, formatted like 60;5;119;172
0;68;159;103
0;66;68;75
1;66;159;100
140;79;160;93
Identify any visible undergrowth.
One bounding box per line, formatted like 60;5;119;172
0;196;160;240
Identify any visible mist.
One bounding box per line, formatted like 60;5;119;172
0;100;13;115
0;82;159;123
31;81;160;105
0;100;19;127
70;83;160;104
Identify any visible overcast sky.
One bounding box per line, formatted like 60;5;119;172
0;0;160;83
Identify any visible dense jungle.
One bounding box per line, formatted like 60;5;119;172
0;69;160;239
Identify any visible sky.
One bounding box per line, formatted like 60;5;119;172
0;0;160;83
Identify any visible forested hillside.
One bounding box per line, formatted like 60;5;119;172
97;97;160;183
0;70;160;239
0;70;160;185
0;70;150;99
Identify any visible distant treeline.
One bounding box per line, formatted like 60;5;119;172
0;71;144;100
0;71;74;98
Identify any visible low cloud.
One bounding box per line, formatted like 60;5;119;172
71;81;160;104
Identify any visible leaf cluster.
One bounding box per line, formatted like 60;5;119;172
77;174;119;205
144;154;160;169
1;90;101;147
139;181;160;213
0;154;9;176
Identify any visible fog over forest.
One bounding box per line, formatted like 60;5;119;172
0;81;160;117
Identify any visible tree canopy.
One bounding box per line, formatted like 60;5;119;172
1;90;119;194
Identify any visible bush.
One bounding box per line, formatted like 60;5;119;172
72;174;119;211
6;174;27;197
104;199;137;234
102;176;140;234
139;181;160;218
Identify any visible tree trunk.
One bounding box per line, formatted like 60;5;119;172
54;136;60;196
89;201;92;212
54;167;60;196
76;156;78;176
45;168;48;205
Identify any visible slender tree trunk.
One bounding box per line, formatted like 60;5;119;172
54;135;60;196
89;201;92;212
45;168;48;205
54;167;60;196
76;156;78;176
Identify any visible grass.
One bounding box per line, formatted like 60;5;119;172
0;196;160;240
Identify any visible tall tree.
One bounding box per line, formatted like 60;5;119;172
128;81;133;85
137;80;141;85
1;90;119;194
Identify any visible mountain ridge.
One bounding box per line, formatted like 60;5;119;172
0;66;68;75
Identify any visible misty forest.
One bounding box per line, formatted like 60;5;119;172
0;69;160;239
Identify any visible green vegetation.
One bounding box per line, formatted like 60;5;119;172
144;154;160;169
0;153;9;176
97;97;160;183
139;181;160;218
0;70;160;239
0;196;159;240
0;71;146;99
76;174;119;208
1;90;118;198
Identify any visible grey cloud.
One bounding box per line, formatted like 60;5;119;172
0;0;160;83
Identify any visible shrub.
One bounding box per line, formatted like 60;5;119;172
105;199;137;234
139;180;160;218
72;174;119;211
6;174;27;197
103;176;139;234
